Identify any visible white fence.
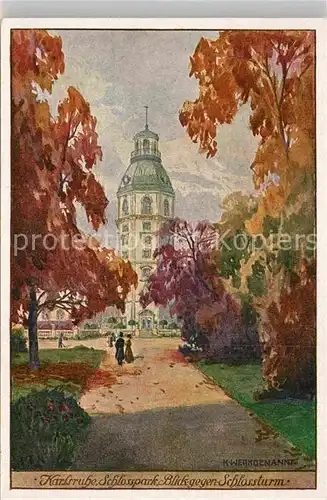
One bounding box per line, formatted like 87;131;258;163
24;329;104;340
25;327;180;339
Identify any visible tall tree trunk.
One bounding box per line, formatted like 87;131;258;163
28;285;40;369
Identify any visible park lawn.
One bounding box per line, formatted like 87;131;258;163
11;346;105;401
12;345;104;367
198;361;316;459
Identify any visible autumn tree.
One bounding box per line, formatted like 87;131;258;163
180;30;315;394
215;192;257;288
140;219;259;360
11;30;137;368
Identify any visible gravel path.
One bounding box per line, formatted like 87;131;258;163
59;337;313;472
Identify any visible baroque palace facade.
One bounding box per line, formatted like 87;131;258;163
116;116;175;335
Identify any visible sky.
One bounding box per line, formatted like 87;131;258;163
51;29;259;248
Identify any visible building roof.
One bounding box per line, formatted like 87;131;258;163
118;125;174;195
133;126;159;141
118;158;174;195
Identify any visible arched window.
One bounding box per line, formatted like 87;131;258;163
122;197;129;215
144;235;152;247
143;138;150;153
141;196;152;215
56;309;65;320
164;199;170;216
42;310;50;321
142;267;152;279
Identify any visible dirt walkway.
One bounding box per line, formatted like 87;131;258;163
78;338;230;415
40;338;312;471
67;337;313;471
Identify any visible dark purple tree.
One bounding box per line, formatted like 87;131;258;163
140;218;258;360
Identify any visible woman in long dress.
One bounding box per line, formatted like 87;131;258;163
115;332;125;366
124;334;134;363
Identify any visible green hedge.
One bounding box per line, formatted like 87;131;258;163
11;328;27;353
11;389;90;470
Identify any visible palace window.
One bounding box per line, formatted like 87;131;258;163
144;235;152;247
121;234;128;246
142;249;152;259
41;310;50;321
141;196;152;215
122;251;128;260
143;221;151;231
141;267;152;279
164;199;170;216
122;198;129;215
122;224;129;233
56;309;65;320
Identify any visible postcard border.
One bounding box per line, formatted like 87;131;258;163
1;17;327;500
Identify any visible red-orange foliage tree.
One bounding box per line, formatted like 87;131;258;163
262;259;316;395
11;30;137;368
180;30;314;227
180;30;316;394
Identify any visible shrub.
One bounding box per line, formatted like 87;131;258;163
107;317;117;325
128;320;137;327
116;322;126;329
11;327;27;353
83;323;98;330
74;330;102;340
11;389;90;470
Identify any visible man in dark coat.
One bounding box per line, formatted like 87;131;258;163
115;332;125;366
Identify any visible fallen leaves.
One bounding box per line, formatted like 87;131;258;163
12;361;117;394
115;404;125;414
84;368;116;391
12;362;95;388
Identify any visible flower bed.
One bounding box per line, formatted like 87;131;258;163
11;389;90;470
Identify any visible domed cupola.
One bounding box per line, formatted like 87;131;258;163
118;107;174;195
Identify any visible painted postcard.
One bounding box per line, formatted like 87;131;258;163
1;19;323;495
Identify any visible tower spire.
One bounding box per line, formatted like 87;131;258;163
144;105;149;130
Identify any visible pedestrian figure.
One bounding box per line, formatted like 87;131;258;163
58;332;65;348
110;331;116;347
115;332;125;366
125;334;134;363
107;332;116;347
